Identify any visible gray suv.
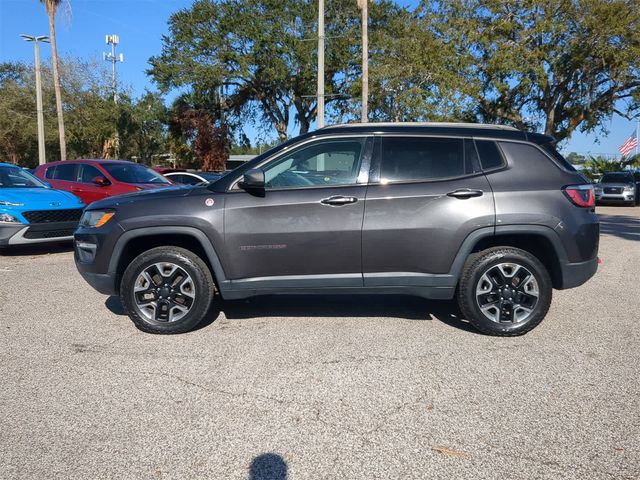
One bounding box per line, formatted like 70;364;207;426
74;123;599;336
594;171;639;206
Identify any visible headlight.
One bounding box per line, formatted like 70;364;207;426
623;185;634;192
0;201;24;207
594;187;602;194
79;210;115;228
0;213;22;223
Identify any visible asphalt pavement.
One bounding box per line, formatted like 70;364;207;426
1;206;638;479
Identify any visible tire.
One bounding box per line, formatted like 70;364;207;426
120;246;216;334
457;247;552;336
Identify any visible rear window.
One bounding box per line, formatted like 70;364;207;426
475;140;505;170
540;143;577;172
381;137;478;182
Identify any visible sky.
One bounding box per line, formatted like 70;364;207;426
0;0;637;156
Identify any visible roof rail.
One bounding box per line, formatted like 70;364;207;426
324;122;520;131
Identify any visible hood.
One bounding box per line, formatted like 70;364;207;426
0;187;83;209
132;183;172;190
598;182;635;188
87;184;193;209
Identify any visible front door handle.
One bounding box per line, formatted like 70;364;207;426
446;189;484;199
320;195;358;206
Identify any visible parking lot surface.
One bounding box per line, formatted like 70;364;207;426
1;206;639;479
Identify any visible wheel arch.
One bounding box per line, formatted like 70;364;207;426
452;226;568;289
109;227;226;292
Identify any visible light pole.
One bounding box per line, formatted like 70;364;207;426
317;0;325;128
357;0;368;123
20;34;49;165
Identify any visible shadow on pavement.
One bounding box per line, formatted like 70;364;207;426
0;241;73;256
598;213;640;242
249;453;288;480
105;293;477;334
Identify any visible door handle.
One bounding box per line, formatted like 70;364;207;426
320;195;358;206
446;189;484;199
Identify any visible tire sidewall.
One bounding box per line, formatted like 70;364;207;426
459;249;552;336
120;247;214;334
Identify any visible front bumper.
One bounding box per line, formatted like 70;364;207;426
0;221;76;246
596;193;635;203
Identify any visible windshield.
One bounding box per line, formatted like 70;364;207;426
601;173;633;183
102;163;170;184
0;166;46;188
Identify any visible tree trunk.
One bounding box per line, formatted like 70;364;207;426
275;122;288;143
47;7;67;161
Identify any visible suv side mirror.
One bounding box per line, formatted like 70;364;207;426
92;176;111;187
238;168;265;196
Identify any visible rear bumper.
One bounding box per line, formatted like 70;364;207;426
558;257;598;289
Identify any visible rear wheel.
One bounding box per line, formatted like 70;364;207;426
457;247;552;336
120;246;215;334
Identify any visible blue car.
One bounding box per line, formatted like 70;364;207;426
0;162;84;247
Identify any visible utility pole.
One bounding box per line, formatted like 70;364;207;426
357;0;368;123
103;34;124;103
103;35;124;157
20;34;49;165
317;0;325;128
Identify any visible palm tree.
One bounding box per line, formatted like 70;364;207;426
40;0;67;160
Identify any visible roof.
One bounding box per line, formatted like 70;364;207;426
38;159;135;166
317;121;553;144
327;122;520;131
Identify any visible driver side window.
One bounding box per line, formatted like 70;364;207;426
262;138;365;189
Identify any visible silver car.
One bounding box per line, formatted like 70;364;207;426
594;172;639;206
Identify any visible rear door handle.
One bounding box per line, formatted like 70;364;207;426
320;196;358;206
446;189;484;199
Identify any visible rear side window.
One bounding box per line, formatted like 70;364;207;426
44;166;56;179
51;163;79;181
475;140;505;170
381;137;477;182
540;143;576;172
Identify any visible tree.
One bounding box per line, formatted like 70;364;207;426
149;0;375;142
40;0;68;160
421;0;640;142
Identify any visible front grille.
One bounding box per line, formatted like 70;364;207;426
603;187;622;194
22;208;83;224
23;228;75;239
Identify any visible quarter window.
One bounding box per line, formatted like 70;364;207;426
380;137;473;183
262;138;365;189
475;140;505;170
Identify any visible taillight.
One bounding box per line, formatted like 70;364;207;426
563;184;595;208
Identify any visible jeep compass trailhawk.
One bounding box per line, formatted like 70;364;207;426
74;123;599;336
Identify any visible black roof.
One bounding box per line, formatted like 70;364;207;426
318;122;554;144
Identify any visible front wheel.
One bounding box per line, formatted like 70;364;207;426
457;247;552;336
120;246;215;334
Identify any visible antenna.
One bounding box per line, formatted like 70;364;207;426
103;34;124;103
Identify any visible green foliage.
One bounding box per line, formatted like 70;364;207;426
420;0;640;141
585;154;640;175
0;58;168;167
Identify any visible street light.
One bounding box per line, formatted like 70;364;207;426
20;34;50;165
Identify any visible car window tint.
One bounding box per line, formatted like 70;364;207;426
175;174;199;185
44;166;56;179
475;140;505;170
263;138;365;189
52;163;79;181
380;137;466;182
464;139;482;174
79;164;104;183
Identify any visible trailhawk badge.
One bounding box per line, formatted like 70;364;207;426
205;198;215;207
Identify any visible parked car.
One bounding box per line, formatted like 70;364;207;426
594;171;639;206
164;171;225;185
74;122;599;336
0;163;84;247
33;160;173;205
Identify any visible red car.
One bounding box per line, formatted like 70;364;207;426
33;160;173;205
